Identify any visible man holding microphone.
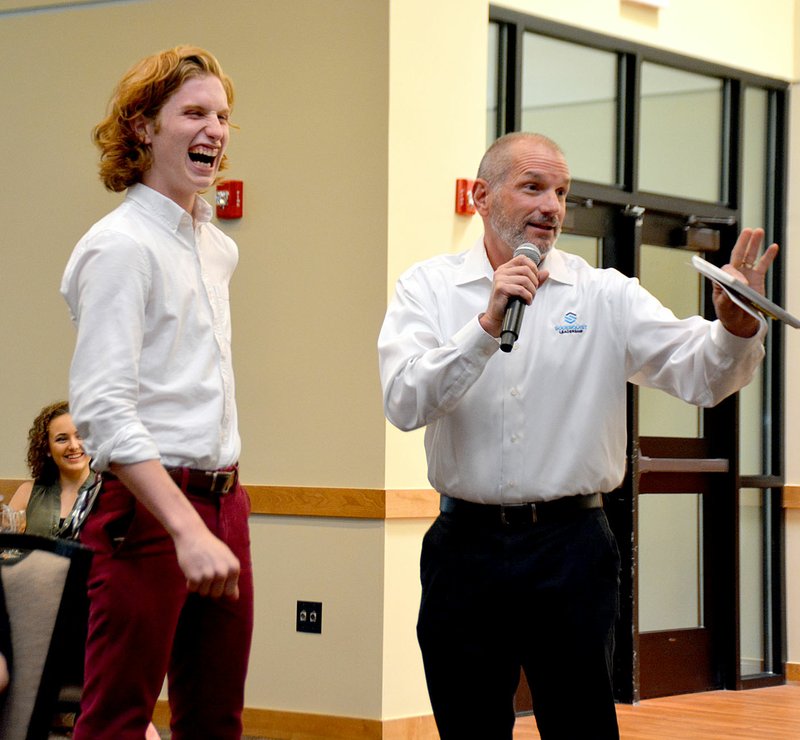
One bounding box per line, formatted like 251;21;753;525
378;132;777;739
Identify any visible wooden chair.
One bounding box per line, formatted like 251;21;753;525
0;534;91;740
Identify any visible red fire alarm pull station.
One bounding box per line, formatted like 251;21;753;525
216;180;243;219
455;178;475;215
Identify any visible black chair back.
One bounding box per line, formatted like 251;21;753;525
0;534;91;740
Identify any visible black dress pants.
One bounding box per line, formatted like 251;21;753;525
417;504;620;740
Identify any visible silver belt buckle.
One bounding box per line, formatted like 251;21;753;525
206;469;235;494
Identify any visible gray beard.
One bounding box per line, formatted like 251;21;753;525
490;214;526;249
489;209;558;253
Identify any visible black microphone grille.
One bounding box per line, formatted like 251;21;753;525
514;243;542;266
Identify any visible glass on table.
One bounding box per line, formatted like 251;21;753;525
0;505;27;560
0;506;11;533
0;505;25;533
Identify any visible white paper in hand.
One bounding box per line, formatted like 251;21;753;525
691;255;800;329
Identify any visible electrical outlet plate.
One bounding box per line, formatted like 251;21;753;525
296;600;322;634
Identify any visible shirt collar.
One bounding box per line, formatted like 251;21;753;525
455;237;576;287
126;183;213;231
454;238;495;286
540;246;575;286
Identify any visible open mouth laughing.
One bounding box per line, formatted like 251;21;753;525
188;145;218;168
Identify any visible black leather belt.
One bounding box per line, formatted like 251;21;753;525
168;466;238;495
439;492;602;526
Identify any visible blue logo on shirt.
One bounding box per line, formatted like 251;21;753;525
555;311;587;334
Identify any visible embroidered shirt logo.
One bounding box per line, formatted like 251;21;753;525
554;311;588;334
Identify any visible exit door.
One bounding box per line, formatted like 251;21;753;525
562;203;746;703
634;231;736;699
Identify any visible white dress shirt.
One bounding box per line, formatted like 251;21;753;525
61;184;240;472
378;239;766;504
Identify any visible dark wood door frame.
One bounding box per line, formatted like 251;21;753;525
637;436;733;699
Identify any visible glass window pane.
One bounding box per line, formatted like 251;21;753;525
638;244;703;437
555;233;599;267
487;22;500;147
639;63;723;201
739;87;769;475
639;493;703;632
521;33;617;185
741;87;768;229
739;487;768;675
739;367;764;474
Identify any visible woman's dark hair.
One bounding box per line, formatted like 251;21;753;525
27;401;69;484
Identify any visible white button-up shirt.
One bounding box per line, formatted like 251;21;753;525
378;239;766;504
61;184;240;472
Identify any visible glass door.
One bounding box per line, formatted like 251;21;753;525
636;239;729;699
563;202;749;702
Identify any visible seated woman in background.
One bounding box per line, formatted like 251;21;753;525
6;404;160;738
9;401;94;537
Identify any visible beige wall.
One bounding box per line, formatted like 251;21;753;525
1;0;799;725
381;519;433;718
248;516;385;716
384;0;488;490
381;0;489;717
797;0;800;79
0;0;400;720
0;0;391;488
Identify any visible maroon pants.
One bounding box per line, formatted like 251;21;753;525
74;477;254;740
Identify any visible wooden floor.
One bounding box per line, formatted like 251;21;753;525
513;683;800;739
151;683;800;738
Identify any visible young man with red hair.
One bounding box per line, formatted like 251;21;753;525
62;46;252;739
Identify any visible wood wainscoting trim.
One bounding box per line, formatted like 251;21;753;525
382;713;440;739
240;485;440;520
0;479;21;501
0;479;440;520
787;662;800;682
784;486;800;509
7;474;800;515
152;701;438;739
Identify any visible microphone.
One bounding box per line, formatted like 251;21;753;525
499;243;543;353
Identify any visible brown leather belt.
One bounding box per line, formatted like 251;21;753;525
103;466;239;496
439;492;602;526
168;466;238;495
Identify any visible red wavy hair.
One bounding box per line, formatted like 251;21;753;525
93;45;235;192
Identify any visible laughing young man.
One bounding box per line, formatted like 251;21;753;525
61;47;252;740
